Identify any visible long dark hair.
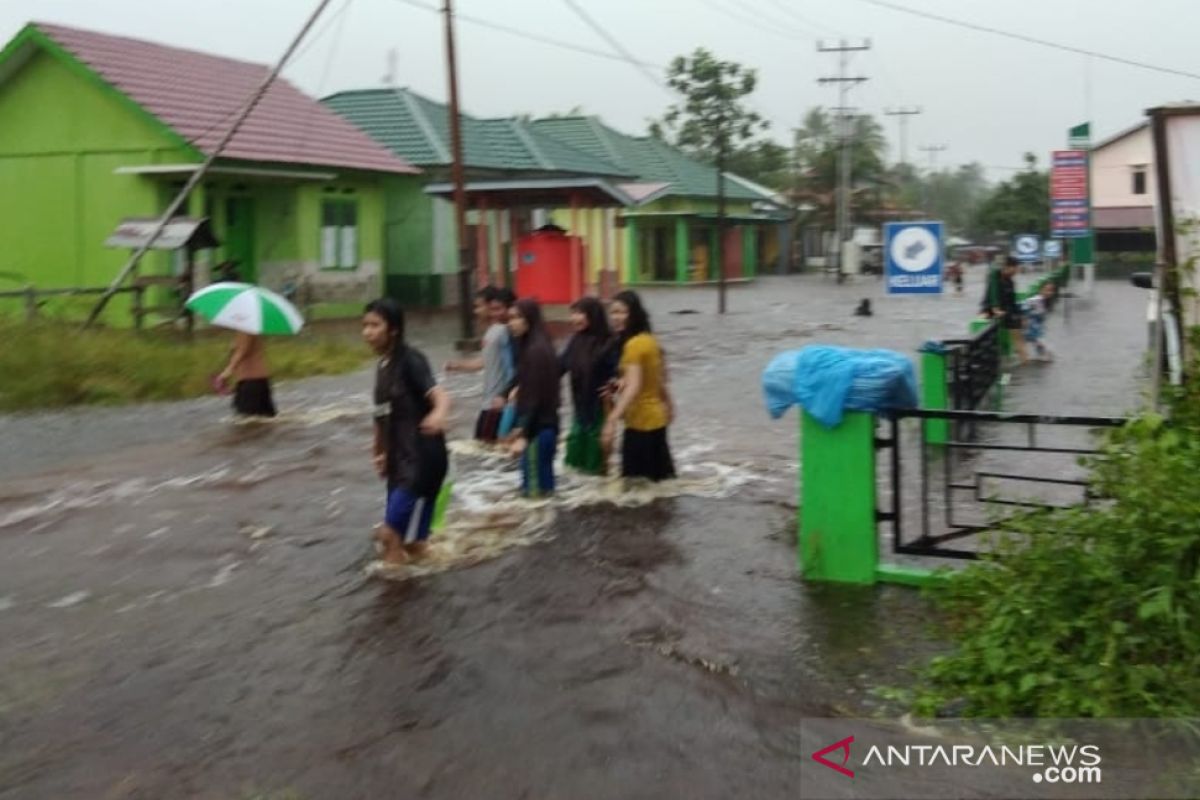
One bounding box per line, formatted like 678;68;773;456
612;290;651;341
512;298;558;418
567;295;613;383
512;297;551;352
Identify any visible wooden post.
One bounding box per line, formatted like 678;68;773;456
24;285;37;323
133;285;145;331
476;198;490;288
569;194;581;301
183;246;196;336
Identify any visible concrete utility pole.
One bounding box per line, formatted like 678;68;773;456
817;39;870;281
884;106;922;166
919;144;948;214
443;0;474;346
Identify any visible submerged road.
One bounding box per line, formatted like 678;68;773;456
0;271;1146;798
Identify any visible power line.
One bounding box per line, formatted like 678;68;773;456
562;0;671;94
858;0;1200;82
766;0;846;37
391;0;665;70
699;0;808;41
185;0;356;149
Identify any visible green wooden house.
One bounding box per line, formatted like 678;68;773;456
0;22;421;323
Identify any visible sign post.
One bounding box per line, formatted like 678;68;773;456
884;221;944;295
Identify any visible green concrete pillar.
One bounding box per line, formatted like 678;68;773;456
743;225;758;279
624;217;639;284
799;410;878;584
921;351;949;445
675;217;689;284
708;225;719;282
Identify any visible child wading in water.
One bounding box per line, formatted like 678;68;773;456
363;299;451;565
560;297;619;475
1022;282;1057;362
506;299;560;497
219;331;276;417
604;290;676;482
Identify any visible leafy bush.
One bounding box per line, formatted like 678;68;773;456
913;404;1200;718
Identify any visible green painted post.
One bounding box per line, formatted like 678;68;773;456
675;217;689;283
624;217;639;284
799;410;878;584
743;224;758;279
921;351;949;445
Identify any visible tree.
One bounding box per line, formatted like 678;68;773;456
792;108;890;228
656;48;768;313
971;153;1049;240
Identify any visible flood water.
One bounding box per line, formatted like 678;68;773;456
0;270;1147;799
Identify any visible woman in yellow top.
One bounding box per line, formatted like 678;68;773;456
603;290;676;481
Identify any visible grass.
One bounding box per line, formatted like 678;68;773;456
0;320;369;412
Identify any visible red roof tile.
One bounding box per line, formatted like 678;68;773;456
33;22;419;175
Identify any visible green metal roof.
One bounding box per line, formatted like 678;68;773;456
530;117;768;202
321;88;634;179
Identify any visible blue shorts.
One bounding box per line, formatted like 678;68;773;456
385;488;437;544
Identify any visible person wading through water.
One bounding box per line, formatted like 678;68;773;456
506;298;560;497
560;296;619;476
362;298;451;565
603;290;676;482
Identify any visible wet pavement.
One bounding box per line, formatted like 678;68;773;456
0;270;1147;799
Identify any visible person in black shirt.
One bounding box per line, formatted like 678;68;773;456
560;296;619;475
362;298;451;565
506;298;560;497
981;256;1029;365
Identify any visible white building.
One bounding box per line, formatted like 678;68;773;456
1090;122;1156;253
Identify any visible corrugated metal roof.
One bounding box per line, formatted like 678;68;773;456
30;22;418;175
530;117;767;202
322;88;634;178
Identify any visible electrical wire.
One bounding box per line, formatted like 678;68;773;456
562;0;672;94
858;0;1200;82
185;0;356;149
766;0;845;38
390;0;665;70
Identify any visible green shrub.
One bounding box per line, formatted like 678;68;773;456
913;405;1200;718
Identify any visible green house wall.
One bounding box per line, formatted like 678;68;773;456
0;47;196;298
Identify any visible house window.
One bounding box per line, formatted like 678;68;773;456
321;199;358;270
1132;166;1148;196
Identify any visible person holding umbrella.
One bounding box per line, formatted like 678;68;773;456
185;281;306;418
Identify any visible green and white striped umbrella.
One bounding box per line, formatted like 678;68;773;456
185;282;305;335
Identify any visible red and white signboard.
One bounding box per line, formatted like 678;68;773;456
1050;150;1090;238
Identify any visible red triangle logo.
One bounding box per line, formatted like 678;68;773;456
812;735;855;778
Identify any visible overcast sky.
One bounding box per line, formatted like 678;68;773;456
5;0;1200;181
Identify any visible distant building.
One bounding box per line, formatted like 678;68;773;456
1090;122;1155;253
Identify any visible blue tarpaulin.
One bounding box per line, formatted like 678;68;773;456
762;345;918;428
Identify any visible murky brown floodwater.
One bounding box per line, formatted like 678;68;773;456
0;271;1146;798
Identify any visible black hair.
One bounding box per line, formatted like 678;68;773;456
364;297;406;362
569;295;610;340
512;297;550;347
1005;255;1020;268
612;290;652;339
495;287;517;307
476;286;500;303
